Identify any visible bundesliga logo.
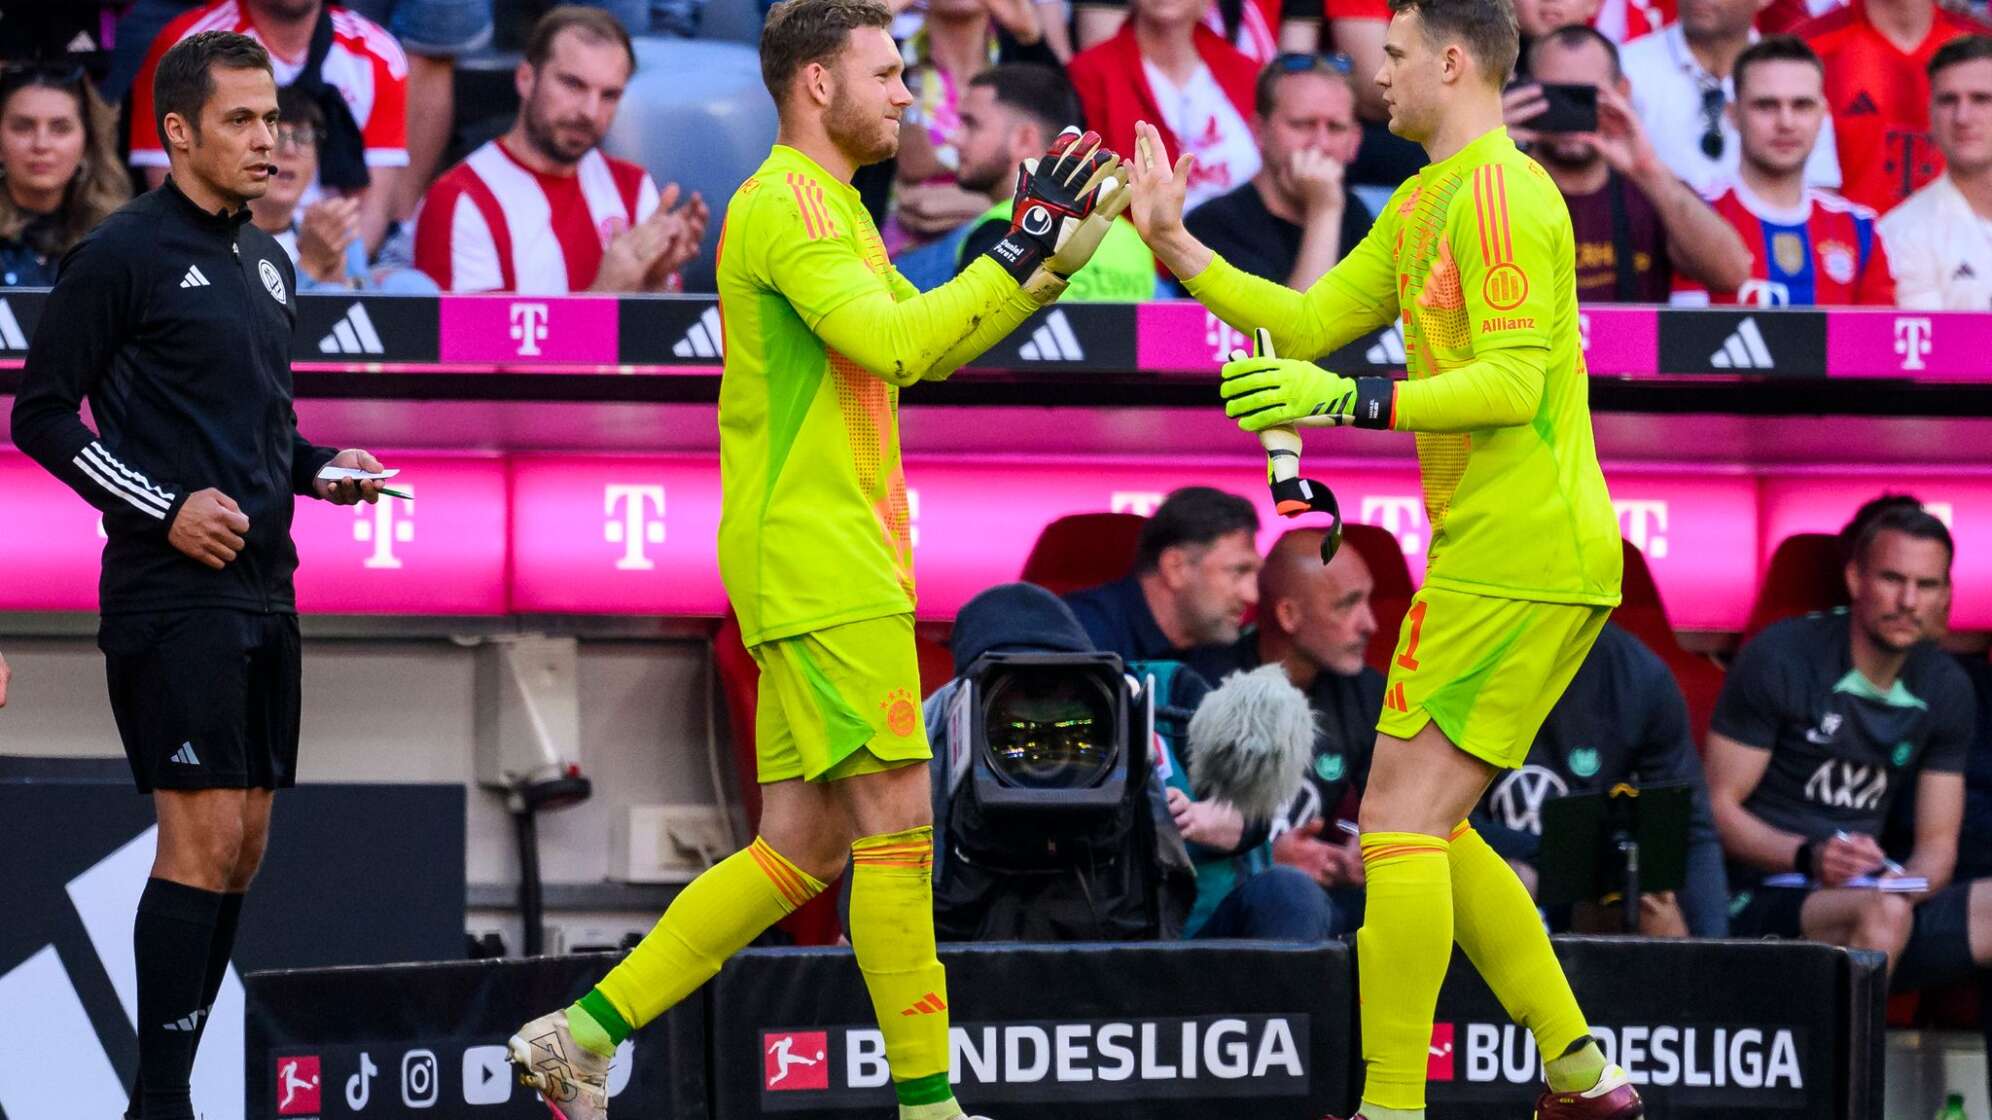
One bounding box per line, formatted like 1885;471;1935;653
764;1030;830;1091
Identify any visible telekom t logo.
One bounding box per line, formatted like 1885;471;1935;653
1577;312;1591;353
1111;491;1166;516
353;490;414;569
1613;499;1669;560
906;488;921;548
1894;317;1933;371
1204;311;1248;364
510;302;550;356
605;485;667;570
1361;496;1426;555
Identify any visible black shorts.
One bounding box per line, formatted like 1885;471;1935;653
99;608;302;793
1729;880;1979;992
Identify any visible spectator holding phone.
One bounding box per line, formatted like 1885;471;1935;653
1505;25;1752;301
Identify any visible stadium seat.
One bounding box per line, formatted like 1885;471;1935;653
1339;523;1415;675
604;39;779;292
1019;512;1146;595
1612;540;1727;749
1742;533;1848;646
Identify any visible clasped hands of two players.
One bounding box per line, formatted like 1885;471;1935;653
987;126;1133;300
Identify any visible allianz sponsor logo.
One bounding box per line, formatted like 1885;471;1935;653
1447;1021;1803;1092
780;1014;1308;1100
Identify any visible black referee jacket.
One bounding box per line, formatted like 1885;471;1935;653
10;178;336;615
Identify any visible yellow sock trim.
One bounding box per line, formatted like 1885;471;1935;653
594;836;825;1030
1449;824;1591;1062
1356;831;1452;1112
850;826;950;1085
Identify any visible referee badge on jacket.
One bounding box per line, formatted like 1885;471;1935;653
259;259;287;304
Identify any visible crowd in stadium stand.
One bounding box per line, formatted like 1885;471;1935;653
8;0;1992;303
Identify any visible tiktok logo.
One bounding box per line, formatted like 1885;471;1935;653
509;302;549;356
353;490;414;569
1613;500;1669;560
1360;496;1427;555
604;485;666;570
1893;316;1933;371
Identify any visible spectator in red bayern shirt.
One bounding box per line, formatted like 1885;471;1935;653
1673;35;1895;306
413;7;706;293
1796;0;1992;212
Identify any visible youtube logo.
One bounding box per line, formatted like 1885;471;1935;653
763;1030;829;1091
1428;1023;1455;1082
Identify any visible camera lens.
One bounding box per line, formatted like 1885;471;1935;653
982;667;1116;789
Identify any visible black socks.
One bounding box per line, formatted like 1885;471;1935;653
133;879;225;1120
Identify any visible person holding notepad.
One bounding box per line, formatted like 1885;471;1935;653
1706;504;1982;994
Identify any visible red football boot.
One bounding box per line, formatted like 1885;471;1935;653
1533;1063;1644;1119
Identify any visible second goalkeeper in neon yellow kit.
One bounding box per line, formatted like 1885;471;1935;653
1130;3;1639;1120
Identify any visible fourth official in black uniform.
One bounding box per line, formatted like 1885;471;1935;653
10;31;389;1120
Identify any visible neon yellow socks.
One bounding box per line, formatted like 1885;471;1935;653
849;826;956;1112
572;836;826;1055
1448;823;1598;1091
1356;831;1454;1114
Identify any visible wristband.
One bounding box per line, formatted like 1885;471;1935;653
1351;378;1395;430
1793;839;1815;876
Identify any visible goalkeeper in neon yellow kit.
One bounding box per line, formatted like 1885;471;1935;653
1129;2;1639;1119
504;2;1128;1119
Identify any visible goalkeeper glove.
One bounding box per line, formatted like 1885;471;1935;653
1219;354;1394;433
983;126;1132;302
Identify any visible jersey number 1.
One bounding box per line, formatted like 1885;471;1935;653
1395;600;1428;672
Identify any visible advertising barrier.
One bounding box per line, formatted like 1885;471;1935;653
244;955;705;1120
3;449;1988;629
1428;939;1885;1120
5;291;1992;381
241;938;1883;1120
0;773;464;1120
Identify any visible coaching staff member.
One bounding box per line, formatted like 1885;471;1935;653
10;30;387;1120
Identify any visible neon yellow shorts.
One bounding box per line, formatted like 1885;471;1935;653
1375;585;1609;770
749;613;932;784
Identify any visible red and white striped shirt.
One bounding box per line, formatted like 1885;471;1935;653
412;138;662;293
128;1;408;170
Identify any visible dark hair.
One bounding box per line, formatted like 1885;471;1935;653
526;5;637;74
1929;33;1992;82
1133;487;1261;573
1254;55;1357;119
152;29;272;148
966;63;1082;137
1733;35;1822;98
1388;0;1520;86
1838;493;1928;559
1851;503;1954;572
760;0;893;105
0;63;129;254
276;84;323;135
1527;23;1620;81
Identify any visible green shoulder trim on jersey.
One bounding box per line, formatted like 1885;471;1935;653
1832;668;1929;710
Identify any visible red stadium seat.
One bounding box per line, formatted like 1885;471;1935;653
1612;540;1727;749
1019;512;1145;595
1742;533;1848;647
1339;524;1415;676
